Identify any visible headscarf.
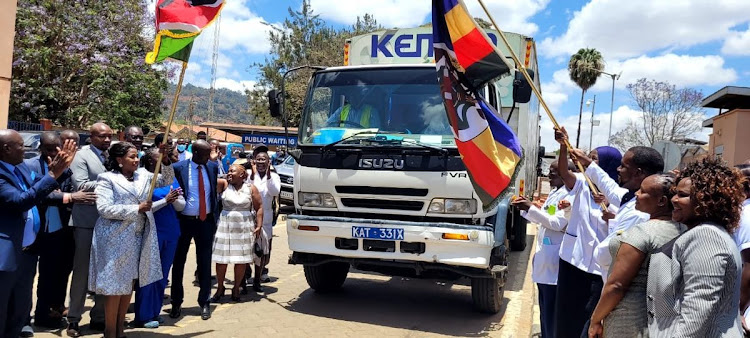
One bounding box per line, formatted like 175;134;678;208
595;146;622;181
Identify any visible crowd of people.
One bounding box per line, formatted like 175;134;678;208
0;123;280;338
514;126;750;337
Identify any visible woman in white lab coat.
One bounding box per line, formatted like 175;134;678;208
247;145;280;292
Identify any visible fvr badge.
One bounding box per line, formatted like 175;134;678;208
242;134;298;147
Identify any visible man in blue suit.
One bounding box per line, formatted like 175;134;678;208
0;129;76;338
169;140;219;321
23;131;96;330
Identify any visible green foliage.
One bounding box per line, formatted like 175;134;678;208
246;0;382;127
163;83;252;125
568;48;604;91
10;0;168;130
568;48;604;147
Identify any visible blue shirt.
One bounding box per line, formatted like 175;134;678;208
152;178;181;241
182;160;212;216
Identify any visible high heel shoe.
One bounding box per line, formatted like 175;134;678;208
209;287;226;303
231;288;241;302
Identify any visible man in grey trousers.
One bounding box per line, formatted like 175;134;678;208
66;122;112;337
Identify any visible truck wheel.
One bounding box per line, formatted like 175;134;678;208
509;207;528;251
303;262;349;293
471;276;504;314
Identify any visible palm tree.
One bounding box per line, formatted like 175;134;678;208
568;48;604;148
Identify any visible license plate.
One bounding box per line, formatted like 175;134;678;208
352;226;404;241
280;191;294;200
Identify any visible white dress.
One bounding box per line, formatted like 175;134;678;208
212;184;255;264
247;171;280;260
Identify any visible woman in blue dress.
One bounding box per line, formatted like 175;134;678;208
134;145;185;328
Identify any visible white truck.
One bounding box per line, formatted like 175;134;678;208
269;27;542;313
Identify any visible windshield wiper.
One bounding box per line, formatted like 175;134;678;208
400;139;449;155
320;128;379;151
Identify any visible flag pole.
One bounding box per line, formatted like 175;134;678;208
147;60;188;201
475;0;606;209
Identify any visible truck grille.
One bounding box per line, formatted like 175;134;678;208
340;198;424;211
279;174;294;185
335;186;428;197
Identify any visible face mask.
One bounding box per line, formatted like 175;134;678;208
177;145;186;153
138;151;145;158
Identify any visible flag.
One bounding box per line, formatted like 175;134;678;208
432;0;523;210
146;0;224;64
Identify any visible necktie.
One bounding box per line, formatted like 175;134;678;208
198;165;207;221
14;167;41;235
41;162;62;232
101;150;109;164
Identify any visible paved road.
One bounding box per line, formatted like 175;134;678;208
34;211;538;337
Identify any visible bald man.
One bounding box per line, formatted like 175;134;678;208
67;123;111;335
124;126;144;157
0;129;75;338
170;140;219;321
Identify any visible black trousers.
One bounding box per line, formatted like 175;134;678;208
34;227;75;321
537;283;557;338
553;259;603;338
171;215;216;307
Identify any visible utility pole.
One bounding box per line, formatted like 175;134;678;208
208;14;221;123
588;95;596;151
187;96;195;140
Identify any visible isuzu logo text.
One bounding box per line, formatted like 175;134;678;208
358;158;405;170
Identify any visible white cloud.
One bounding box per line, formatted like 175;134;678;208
722;26;750;56
310;0;548;35
601;54;738;89
214;78;256;92
539;0;750;60
539;105;710;153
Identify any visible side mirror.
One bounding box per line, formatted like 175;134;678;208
512;69;535;104
537;146;545;159
268;90;281;118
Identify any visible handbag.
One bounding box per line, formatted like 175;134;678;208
254;241;264;257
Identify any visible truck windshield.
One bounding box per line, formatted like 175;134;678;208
300;67;456;148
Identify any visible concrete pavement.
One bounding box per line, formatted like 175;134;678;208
32;214;539;337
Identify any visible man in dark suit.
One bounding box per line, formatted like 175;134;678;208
67;122;111;336
170;140;219;321
0;129;75;338
24;131;96;329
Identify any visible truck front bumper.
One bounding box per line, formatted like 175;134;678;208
286;214;495;269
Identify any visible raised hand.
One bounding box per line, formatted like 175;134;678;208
209;148;220;161
592;192;608;205
48;139;77;179
570;148;593;168
511;195;533;211
554;127;569;145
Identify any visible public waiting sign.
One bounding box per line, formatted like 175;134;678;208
242;134;298;147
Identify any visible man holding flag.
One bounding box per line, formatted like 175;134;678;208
146;0;224;322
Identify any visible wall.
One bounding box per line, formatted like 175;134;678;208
0;0;18;129
709;109;750;166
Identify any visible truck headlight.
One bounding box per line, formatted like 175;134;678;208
428;198;477;214
298;192;337;208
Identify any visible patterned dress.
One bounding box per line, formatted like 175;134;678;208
602;219;686;337
212;184;255;264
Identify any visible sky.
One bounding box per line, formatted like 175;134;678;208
149;0;750;150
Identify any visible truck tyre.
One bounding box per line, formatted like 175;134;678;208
303;262;349;293
509;207;528;251
471;276;504;314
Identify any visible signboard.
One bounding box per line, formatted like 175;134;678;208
242;134;298;147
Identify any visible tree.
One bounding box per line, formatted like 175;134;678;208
568;48;604;147
609;78;704;151
11;0;168;130
245;0;382;127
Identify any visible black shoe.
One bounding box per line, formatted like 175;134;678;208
89;321;105;331
34;316;66;329
168;304;182;319
200;304;211;320
253;283;263;293
66;323;81;337
209;287;225;303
